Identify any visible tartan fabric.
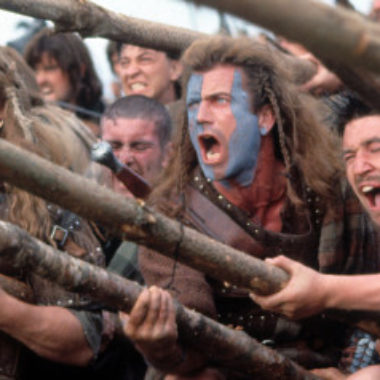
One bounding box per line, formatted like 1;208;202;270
318;184;380;275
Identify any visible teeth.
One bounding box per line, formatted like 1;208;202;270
362;185;374;193
206;151;219;160
41;87;52;95
130;83;145;91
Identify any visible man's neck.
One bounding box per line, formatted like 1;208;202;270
213;135;286;230
158;84;177;105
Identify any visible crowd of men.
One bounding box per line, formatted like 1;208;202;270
1;2;380;379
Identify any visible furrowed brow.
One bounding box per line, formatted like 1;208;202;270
363;137;380;148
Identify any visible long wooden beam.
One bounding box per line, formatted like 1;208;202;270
185;0;380;75
0;0;317;85
0;133;380;339
3;0;380;109
0;0;202;57
0;137;288;296
0;220;318;380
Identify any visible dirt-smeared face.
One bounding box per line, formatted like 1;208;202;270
102;117;166;196
186;64;262;187
343;115;380;227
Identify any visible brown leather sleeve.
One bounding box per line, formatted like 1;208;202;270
139;246;217;318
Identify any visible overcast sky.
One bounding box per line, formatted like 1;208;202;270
0;0;374;99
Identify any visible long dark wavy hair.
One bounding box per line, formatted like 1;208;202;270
24;28;104;119
151;36;342;214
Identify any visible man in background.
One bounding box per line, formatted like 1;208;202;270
119;44;182;105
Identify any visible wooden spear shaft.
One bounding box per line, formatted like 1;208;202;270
1;135;380;339
0;0;201;57
0;138;287;296
0;220;318;380
0;0;315;85
1;0;379;108
185;0;380;76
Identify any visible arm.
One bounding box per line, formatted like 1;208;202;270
0;286;93;366
250;255;380;319
299;53;343;95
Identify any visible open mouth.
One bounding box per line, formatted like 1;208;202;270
130;83;146;92
361;185;380;208
198;134;222;163
40;87;53;96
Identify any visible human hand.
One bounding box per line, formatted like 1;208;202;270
250;255;328;319
310;367;346;380
299;53;342;96
122;286;183;369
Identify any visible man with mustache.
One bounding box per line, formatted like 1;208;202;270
123;37;379;379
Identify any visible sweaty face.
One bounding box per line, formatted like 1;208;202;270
33;53;73;103
343;115;380;227
102;117;166;196
186;65;262;187
119;45;179;104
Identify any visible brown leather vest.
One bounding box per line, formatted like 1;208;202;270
181;177;344;367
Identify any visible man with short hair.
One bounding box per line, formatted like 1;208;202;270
123;36;379;378
95;95;173;380
251;111;380;379
101;94;172;196
119;44;182;105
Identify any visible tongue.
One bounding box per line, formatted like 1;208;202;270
375;193;380;207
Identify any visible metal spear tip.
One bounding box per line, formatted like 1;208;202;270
91;141;121;173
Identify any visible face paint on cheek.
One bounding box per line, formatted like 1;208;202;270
222;71;261;187
186;74;215;180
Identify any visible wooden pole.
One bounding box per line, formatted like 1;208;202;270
0;0;201;57
0;135;380;339
185;0;380;76
2;0;380;108
0;0;315;85
0;137;288;296
0;220;318;380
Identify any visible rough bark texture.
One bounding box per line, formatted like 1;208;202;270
0;0;201;58
0;138;380;339
0;0;316;85
186;0;380;75
186;0;380;110
0;221;318;380
2;0;380;109
0;138;288;296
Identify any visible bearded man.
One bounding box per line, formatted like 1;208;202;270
123;37;380;379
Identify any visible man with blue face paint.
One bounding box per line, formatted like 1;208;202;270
124;37;380;379
187;69;262;188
